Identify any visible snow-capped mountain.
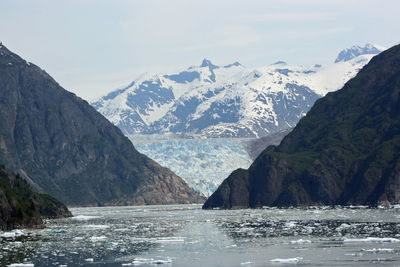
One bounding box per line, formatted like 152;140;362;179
334;43;385;63
91;43;385;196
92;44;384;138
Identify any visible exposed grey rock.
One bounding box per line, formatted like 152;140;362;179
0;44;204;206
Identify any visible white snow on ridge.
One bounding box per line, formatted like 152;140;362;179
92;44;383;138
92;44;384;195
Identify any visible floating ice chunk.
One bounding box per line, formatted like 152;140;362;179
270;257;303;264
154;237;185;243
131;257;172;265
90;236;107;242
7;264;34;267
344;252;363;257
284;222;297;228
290;239;311;244
76;224;109;230
1;230;25;238
344;237;400;243
71;215;101;221
336;223;351;231
362;248;395;253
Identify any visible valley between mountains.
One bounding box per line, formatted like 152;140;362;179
1;42;399;230
93;44;385;197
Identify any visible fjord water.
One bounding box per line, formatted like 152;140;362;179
1;205;400;266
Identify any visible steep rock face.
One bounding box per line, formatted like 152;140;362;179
0;164;71;230
0;44;204;206
203;44;400;209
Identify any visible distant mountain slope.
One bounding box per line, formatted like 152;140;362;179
335;43;384;63
203;44;400;209
0;44;204;206
0;164;71;230
93;44;384;138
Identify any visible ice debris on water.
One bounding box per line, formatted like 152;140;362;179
123;257;172;265
269;257;303;264
1;230;25;238
343;237;400;243
71;215;101;221
90;236;107;242
290;239;311;244
76;224;109;230
361;248;395;253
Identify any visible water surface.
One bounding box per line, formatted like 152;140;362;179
1;205;400;266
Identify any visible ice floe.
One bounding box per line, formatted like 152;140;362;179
76;224;110;230
1;230;25;238
344;237;400;243
123;257;173;265
361;248;395;253
71;215;101;221
270;257;303;264
290;239;311;244
90;236;107;242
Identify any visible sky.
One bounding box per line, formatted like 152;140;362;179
0;0;399;101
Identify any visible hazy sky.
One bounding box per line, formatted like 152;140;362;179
1;0;399;100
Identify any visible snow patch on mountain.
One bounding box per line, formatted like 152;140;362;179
334;43;386;63
92;45;383;138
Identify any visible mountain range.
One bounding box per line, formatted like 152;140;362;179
91;44;385;197
203;43;400;209
0;43;204;206
93;44;384;139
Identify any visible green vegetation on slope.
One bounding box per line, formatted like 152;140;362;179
0;164;71;230
204;44;400;209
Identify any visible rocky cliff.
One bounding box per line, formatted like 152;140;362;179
0;164;71;230
0;44;204;206
203;44;400;209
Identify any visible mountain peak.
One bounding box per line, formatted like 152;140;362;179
201;58;217;68
334;43;384;63
224;61;242;68
272;61;287;65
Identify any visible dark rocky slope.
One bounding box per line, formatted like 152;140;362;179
0;164;71;230
0;44;204;206
245;129;292;160
203;44;400;209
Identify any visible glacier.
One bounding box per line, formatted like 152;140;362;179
132;136;254;197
